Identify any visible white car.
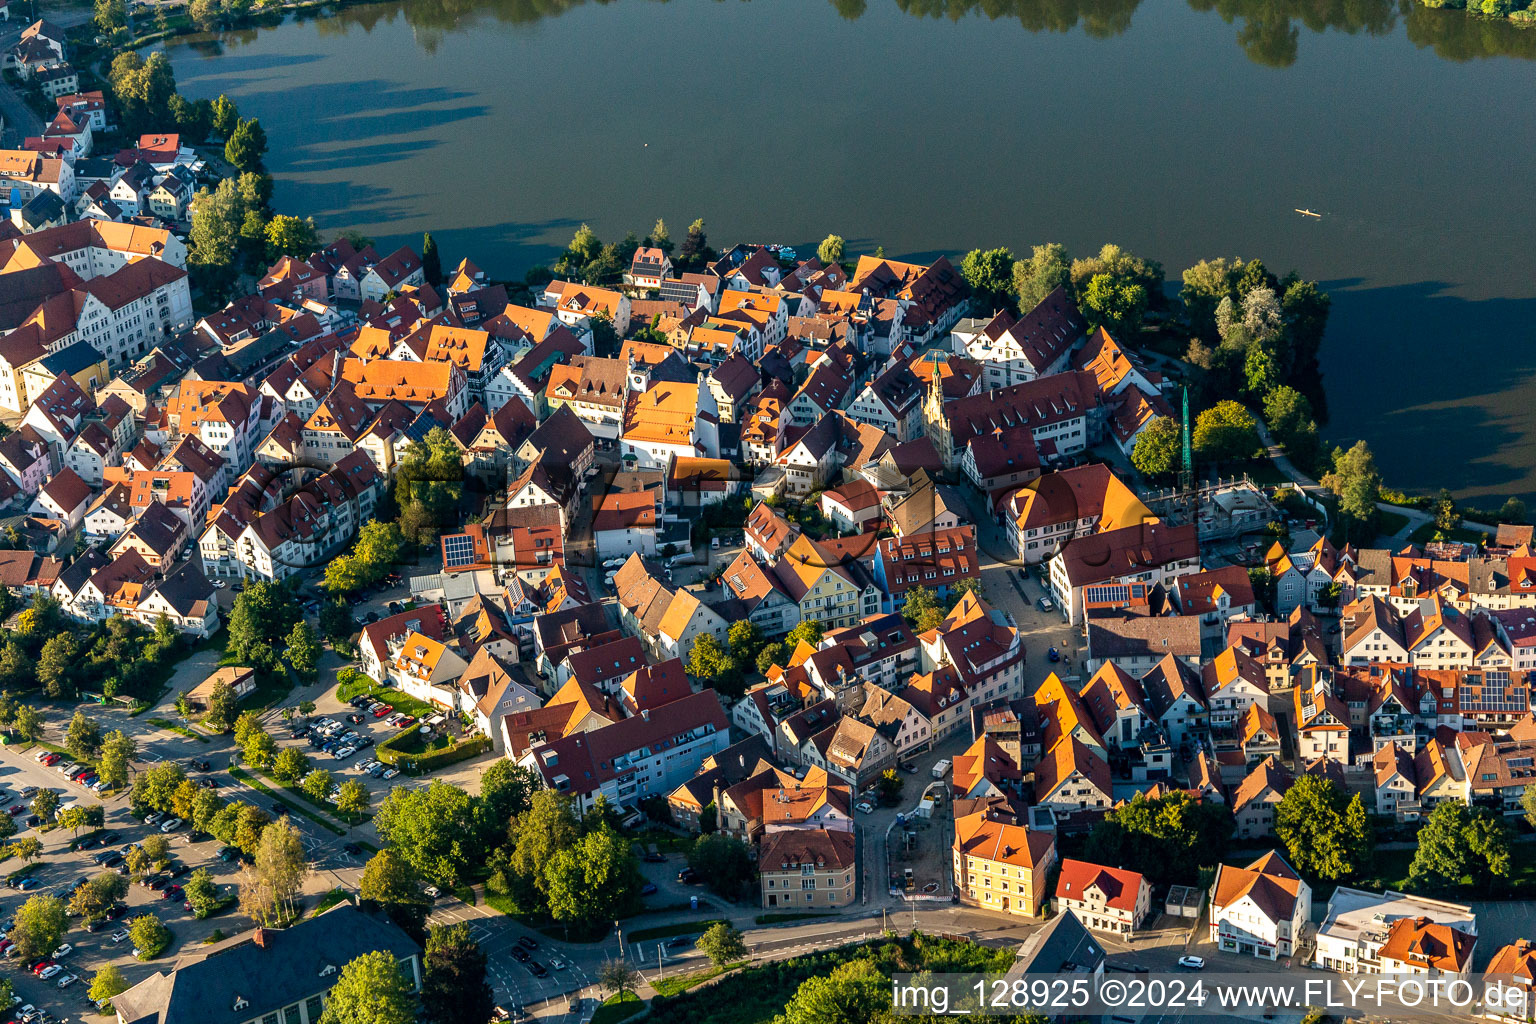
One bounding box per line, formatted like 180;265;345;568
56;973;78;989
160;817;184;833
424;885;441;898
334;746;356;760
549;955;568;970
110;929;130;944
855;801;874;814
38;964;62;980
1177;956;1205;970
50;943;71;959
144;812;166;826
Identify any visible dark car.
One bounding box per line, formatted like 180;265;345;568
347;713;365;724
271;803;287;816
167;864;190;878
7;804;24;816
516;935;539;950
527;962;547;978
76;836;99;850
100;853;123;869
105;904;127;920
510;947;530;962
677;867;698;884
161;885;182;900
99;831;121;845
642;851;665;863
640;883;658;896
202;778;220;789
25;815;41;828
342;843;362;856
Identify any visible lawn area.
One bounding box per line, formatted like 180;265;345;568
251;764;368;826
651;961;743;997
310;888;352;917
629;919;726;943
147;718;211;743
1408;521;1488;546
1376;509;1411;537
229;767;345;835
337;678;436;720
591;993;642;1024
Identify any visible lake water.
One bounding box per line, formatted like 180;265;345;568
158;0;1536;501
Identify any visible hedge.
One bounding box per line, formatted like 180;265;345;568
376;726;491;772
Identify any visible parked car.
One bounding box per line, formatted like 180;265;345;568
38;964;62;980
677;867;698;884
424;886;440;899
1038;596;1053;612
143;812;166;826
370;705;391;718
855;801;874;813
160;818;184;833
49;944;71;959
110;929;130;944
640;883;657;896
1177;956;1205;970
55;973;78;989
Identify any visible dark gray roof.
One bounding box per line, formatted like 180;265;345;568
37;340;105;377
1016;909;1105;974
113;905;419;1024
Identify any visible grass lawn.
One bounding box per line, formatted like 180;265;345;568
451;884;476;905
591;993;642;1024
147;718;211;743
229;767;345;836
629;919;725;943
1377;509;1411;537
651;961;743;997
310;888;352;917
485;892;516;915
1408;522;1488;546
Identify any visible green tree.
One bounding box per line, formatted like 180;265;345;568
599;958;642;1000
65;710;102;759
69;871;127;922
9;837;42;865
272;746;310;784
303;768;335;803
728;620;764;664
1192;400;1259;463
649;218;673;255
11;894;67;960
251;816;307;922
374;780;480;888
12;702;41;742
88;963;130;1006
1082;273;1148;337
1085;791;1234;886
1434;488;1460;533
184;867;220;918
1406;801;1513;892
698;920;749;966
0;811;14;845
477;760;536;833
188;178;245;297
234;804;272;856
688;632;735;683
37;632;80;697
501;790;581;914
1244;343;1281;397
544;824;639;926
225;117;269;173
188;0;220;30
31;788;59;822
204;679;242;732
336;779;370;820
1499;497;1527;525
1263;386;1319;461
1320;441;1382;543
960;247;1015;309
319;597;355;642
318;951;417;1024
756;642;787;675
1071;243;1163;320
1012;242;1071;315
785;620;824;648
1131;416;1182;478
817;234;846;266
876;767;904;805
359;849;426;918
420;923;494;1024
901;585;945;633
678;217;708;268
1180;256;1242;341
243;727;278;771
421;232;443;287
688;832;755;899
226;581;301;668
129;913;171;959
775;957;888;1024
1274;774;1373;881
265;215;319;261
1523;784;1536;830
285;620;321;678
94;0;127;33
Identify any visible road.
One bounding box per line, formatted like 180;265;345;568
0;24;43;146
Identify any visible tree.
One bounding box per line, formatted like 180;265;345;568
318;950;416;1024
960;247;1015;309
1434;488;1461;533
89;963;130;1007
785;620;824;648
1180;257;1242;341
0;811;14;845
58;805;89;838
37;632;79;697
698;920;749;966
477;760;536;834
688;632;735;682
65;710;102;759
1407;800;1498;892
9;837;41;865
95;0;128;32
303;768;336;803
69;872;127;922
649;218;673;255
285;620;321;678
320;597;355;641
184;867;220;918
265;215;319;261
272;746;310;784
1082;273;1148;337
188;177;247;297
1192;400;1259;463
688;832;754;899
544;824;639;926
225;117;268;173
226;582;301;667
1130;416;1181;479
1263;386;1319;462
599;958;642;1000
875;767;904;805
1321;441;1382;543
1499;497;1527;525
142;833;171;868
1523;784;1536;830
756;642;787;675
901;585;944;633
234;804;271;856
777;958;888;1024
1012;242;1071;315
421;232;443;287
189;0;220;29
12;702;40;742
249;817;307;922
420;923;494;1024
817;234;845;266
678;217;708;268
31;788;59;822
129;914;171;959
375;781;481;888
1274;774;1373;881
1085;791;1234;886
335;779;370;820
11;894;67;960
360;849;425;914
243;727;278;771
728;620;764;665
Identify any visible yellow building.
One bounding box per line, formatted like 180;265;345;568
952;809;1056;917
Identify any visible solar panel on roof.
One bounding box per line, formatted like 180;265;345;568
443;533;476;569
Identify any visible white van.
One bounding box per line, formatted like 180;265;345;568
930;758;951;780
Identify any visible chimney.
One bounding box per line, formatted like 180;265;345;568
252;927;268;949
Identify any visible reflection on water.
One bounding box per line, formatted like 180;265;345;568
178;0;1536;65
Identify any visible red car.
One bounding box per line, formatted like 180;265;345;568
7;805;24;817
40;753;61;766
371;705;391;718
161;884;182;901
30;959;56;975
394;715;415;727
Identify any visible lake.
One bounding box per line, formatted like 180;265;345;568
158;0;1536;501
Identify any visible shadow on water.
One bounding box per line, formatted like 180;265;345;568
1322;279;1536;499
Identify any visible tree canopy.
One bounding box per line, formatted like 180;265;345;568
1274;774;1372;881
